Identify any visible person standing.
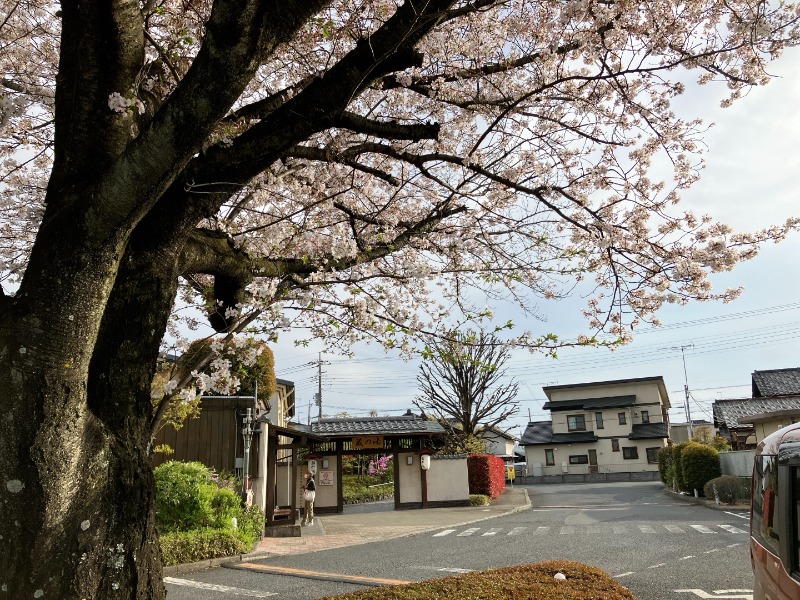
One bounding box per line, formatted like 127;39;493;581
301;471;316;525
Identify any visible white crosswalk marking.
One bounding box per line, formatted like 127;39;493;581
433;529;456;537
691;525;716;534
665;525;686;534
718;524;747;534
434;522;747;538
530;526;548;535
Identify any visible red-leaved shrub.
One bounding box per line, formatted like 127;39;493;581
467;454;506;499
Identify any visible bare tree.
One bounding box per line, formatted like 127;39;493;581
414;331;519;450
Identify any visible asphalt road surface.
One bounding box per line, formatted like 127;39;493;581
165;482;754;600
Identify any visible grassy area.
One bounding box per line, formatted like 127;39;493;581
319;561;636;600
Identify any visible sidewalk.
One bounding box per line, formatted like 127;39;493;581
252;486;531;558
163;488;530;575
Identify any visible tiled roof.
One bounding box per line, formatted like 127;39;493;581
629;423;669;439
519;421;598;445
311;415;445;436
752;368;800;397
542;395;636;412
713;396;800;430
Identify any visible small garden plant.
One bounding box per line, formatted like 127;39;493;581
154;460;264;565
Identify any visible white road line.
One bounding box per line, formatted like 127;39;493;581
482;528;501;536
614;572;635;578
164;577;277;597
690;524;716;534
509;527;527;536
718;524;747;534
613;525;627;534
705;548;721;553
560;526;575;535
727;543;741;548
665;525;686;534
638;525;657;533
457;527;480;537
679;556;695;561
724;511;750;520
648;563;666;569
531;526;549;535
433;529;456;537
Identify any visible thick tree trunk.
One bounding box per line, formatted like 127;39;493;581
0;235;180;598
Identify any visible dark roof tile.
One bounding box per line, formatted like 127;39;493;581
520;421;598;445
311;415;445;436
542;395;636;411
713;396;800;430
629;423;669;439
753;368;800;397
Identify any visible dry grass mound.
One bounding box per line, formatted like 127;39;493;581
319;560;636;600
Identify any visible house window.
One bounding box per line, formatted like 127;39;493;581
545;449;555;466
611;438;620;452
569;455;589;464
646;448;660;464
618;412;627;425
595;412;604;429
567;414;586;431
641;410;650;424
623;447;639;460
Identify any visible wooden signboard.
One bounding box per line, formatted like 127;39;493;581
352;435;384;450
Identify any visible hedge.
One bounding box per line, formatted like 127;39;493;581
160;529;250;566
657;446;674;486
318;560;636;600
681;443;721;496
703;475;751;505
467;454;506;499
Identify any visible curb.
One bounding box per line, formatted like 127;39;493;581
664;488;749;512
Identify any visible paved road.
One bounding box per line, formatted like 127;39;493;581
165;482;754;600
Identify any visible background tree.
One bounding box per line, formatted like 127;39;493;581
691;424;732;452
1;1;799;597
414;330;519;453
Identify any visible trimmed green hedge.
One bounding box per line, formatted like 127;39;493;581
703;475;751;504
160;529;250;566
681;442;721;496
318;560;636;599
469;494;490;506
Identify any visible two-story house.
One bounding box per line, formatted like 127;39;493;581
520;376;671;475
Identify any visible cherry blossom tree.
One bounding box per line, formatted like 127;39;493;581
1;0;799;597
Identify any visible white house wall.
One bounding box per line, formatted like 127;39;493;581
426;457;470;502
525;439;665;475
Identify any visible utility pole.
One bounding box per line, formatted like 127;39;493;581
317;352;323;421
669;343;695;439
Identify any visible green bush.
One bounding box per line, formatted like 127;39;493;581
469;494;490;506
160;529;250;566
703;475;750;505
672;442;689;491
154;461;217;531
318;560;636;599
681;443;721;495
154;460;265;564
658;446;674;486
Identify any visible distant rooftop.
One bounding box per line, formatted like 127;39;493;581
310;414;445;437
752;368;800;397
713;396;800;430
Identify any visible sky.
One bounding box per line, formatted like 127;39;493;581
268;46;800;440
